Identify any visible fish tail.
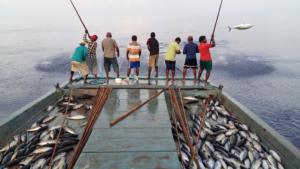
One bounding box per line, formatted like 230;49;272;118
228;26;232;32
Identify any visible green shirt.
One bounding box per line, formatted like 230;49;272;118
165;42;180;61
72;45;88;62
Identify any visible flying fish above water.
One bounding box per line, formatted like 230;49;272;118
228;23;254;31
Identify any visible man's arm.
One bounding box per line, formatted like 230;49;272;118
147;39;151;51
210;35;216;47
157;41;159;53
176;44;181;54
83;30;90;43
139;47;142;57
126;49;130;60
183;45;187;55
114;40;120;57
116;46;120;57
101;41;104;52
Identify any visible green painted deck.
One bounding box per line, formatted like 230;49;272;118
1;78;299;169
74;89;181;169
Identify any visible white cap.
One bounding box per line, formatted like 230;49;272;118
80;40;86;45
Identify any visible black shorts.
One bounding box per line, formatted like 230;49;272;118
104;57;119;72
184;58;198;69
165;60;176;70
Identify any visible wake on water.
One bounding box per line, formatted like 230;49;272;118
214;54;275;78
34;52;275;79
35;53;71;74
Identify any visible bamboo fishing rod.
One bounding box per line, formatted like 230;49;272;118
68;0;90;36
110;88;166;127
48;89;74;169
211;0;224;42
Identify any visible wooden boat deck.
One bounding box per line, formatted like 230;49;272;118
74;89;180;169
0;78;299;169
71;79;219;168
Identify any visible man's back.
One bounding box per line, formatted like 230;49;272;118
72;45;88;62
165;42;180;61
183;42;198;59
127;42;141;62
147;37;159;55
199;43;213;61
102;38;118;58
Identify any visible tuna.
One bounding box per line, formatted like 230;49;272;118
228;24;254;31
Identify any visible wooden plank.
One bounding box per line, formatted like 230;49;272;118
108;89;167;100
102;100;168;113
83;137;175;153
84;128;173;140
94;109;171;129
94;90;171;128
221;91;300;169
75;152;180;169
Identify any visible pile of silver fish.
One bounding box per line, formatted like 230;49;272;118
0;94;94;169
171;97;285;169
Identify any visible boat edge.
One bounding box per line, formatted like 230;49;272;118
220;91;300;169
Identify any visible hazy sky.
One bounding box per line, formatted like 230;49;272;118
1;0;300;58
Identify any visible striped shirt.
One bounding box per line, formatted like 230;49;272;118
83;33;97;59
127;42;141;62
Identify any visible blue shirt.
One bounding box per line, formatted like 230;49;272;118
183;42;199;59
72;45;88;62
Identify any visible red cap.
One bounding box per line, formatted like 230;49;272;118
90;35;98;41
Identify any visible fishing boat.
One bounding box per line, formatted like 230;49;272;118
0;77;299;169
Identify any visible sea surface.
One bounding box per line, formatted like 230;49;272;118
0;0;299;148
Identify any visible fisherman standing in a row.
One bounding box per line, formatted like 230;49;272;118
182;36;199;81
147;32;159;79
164;37;181;81
102;32;120;81
198;35;215;83
69;40;89;84
84;30;98;79
126;35;142;81
70;32;215;84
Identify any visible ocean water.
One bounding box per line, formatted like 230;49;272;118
0;0;299;148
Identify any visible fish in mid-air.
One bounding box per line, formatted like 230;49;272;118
228;23;254;31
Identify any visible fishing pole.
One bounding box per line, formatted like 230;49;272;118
211;0;224;43
68;0;90;36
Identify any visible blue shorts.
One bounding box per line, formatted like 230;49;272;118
129;61;140;69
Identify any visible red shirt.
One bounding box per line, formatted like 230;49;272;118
199;43;213;61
